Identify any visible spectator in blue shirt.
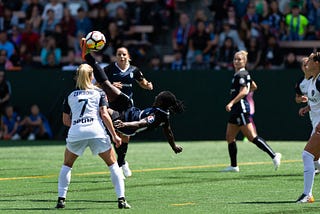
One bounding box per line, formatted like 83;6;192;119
0;31;15;59
2;105;21;140
20;104;53;140
75;7;92;36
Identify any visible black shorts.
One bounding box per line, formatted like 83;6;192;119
228;113;251;126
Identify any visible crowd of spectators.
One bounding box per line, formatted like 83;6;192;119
0;0;319;140
0;0;318;72
0;69;52;141
168;0;320;71
0;0;175;71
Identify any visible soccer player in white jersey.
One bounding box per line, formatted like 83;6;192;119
295;57;320;175
55;64;131;209
296;52;320;203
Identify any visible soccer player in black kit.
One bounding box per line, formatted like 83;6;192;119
102;47;153;177
222;50;282;172
81;39;183;169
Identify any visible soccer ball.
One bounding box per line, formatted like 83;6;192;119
85;31;106;51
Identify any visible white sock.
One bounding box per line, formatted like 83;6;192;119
109;163;125;198
302;151;315;196
314;159;320;170
58;165;72;198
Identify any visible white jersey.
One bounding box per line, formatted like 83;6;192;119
307;74;320;131
63;88;108;142
300;78;312;95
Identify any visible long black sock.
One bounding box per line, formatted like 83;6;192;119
228;141;237;167
252;136;275;158
84;53;123;102
84;54;108;82
115;143;128;167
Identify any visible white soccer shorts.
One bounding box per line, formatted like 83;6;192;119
66;137;112;156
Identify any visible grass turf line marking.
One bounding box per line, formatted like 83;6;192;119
0;159;301;181
171;202;196;206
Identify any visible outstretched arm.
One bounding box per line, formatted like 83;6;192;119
114;119;183;154
162;125;183;154
113;118;148;129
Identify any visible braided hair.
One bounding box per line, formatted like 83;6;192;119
154;91;185;114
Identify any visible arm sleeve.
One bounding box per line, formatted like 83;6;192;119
238;74;248;87
316;76;320;92
99;91;108;107
133;67;145;82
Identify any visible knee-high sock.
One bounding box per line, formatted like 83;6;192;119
115;143;128;167
303;150;315;196
252;136;275;158
228;141;237;167
84;53;122;102
109;163;125;198
58;165;72;198
85;54;108;83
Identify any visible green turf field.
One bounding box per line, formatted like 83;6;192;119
0;140;319;213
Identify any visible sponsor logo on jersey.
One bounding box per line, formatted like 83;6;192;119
73;117;94;125
239;78;245;84
147;115;155;124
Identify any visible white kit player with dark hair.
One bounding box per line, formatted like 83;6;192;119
296;52;320;203
295;57;320;175
55;63;131;209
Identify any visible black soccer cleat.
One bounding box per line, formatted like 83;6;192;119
55;197;66;209
118;197;131;209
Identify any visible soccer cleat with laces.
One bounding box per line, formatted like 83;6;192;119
118;198;131;209
221;166;240;172
122;161;132;177
272;153;282;171
296;193;315;203
55;197;65;208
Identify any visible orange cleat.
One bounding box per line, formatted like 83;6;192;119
80;38;89;61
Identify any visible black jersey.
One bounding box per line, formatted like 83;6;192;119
229;68;251;114
113;106;170;136
104;62;144;99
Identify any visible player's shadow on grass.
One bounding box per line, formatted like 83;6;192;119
243;173;301;178
0;208;89;211
0;199;116;211
238;201;295;204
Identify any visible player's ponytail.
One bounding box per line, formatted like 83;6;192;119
169;99;185;114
